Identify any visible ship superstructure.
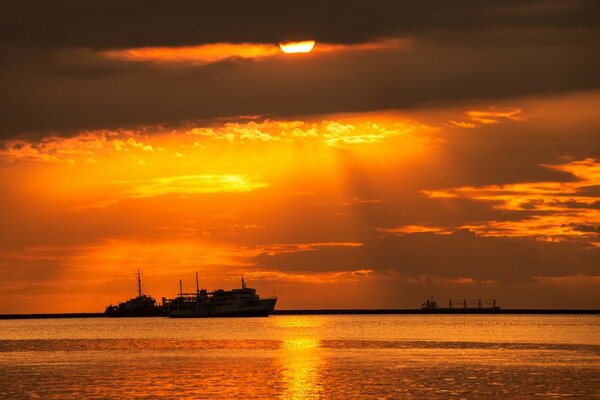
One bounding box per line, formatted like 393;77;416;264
105;270;166;317
164;274;277;318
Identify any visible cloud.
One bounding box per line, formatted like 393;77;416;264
450;108;523;128
104;43;282;65
254;229;600;283
0;116;432;164
465;109;523;125
1;1;598;49
569;224;600;234
3;95;596;249
102;39;409;65
1;2;599;137
419;158;600;241
118;175;269;198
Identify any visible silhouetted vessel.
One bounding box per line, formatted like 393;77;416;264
164;274;277;318
422;297;500;311
105;270;166;317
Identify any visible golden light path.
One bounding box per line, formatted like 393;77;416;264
275;317;324;399
279;40;316;54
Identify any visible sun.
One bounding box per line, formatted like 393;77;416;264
279;40;316;54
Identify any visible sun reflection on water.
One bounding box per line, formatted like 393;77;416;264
281;338;323;399
272;315;325;329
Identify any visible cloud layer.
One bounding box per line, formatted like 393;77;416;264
3;0;598;49
1;1;599;136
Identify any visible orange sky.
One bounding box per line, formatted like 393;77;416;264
0;92;599;312
1;1;599;312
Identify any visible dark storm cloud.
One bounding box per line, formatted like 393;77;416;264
2;31;600;137
574;185;600;197
2;0;598;49
555;200;600;209
254;230;600;283
1;0;599;137
569;224;600;233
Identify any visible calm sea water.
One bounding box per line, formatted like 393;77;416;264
0;315;598;399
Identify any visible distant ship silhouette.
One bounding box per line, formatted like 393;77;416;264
422;297;500;311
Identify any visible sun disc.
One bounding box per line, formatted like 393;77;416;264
279;40;316;54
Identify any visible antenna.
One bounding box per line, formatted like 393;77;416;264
137;269;142;297
241;276;246;289
195;272;199;294
179;279;183;297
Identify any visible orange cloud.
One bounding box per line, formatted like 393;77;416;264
421;158;600;241
103;39;410;64
117;174;269;198
258;242;363;256
377;225;454;235
449;108;523;128
466;108;522;124
0;114;433;166
104;43;281;64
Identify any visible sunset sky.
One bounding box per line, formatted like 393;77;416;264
1;0;599;312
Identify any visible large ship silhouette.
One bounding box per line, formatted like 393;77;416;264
105;271;276;318
164;273;277;318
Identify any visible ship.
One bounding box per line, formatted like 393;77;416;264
421;297;501;311
105;270;167;317
164;274;277;318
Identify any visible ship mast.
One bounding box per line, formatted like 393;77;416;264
196;272;199;294
137;269;142;298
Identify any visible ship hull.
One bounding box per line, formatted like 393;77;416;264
105;309;167;318
169;310;273;318
420;307;501;314
169;298;276;318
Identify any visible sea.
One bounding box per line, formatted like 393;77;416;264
0;315;598;399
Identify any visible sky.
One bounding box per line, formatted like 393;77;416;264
1;0;599;312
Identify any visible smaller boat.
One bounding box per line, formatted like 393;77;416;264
105;270;167;317
165;274;277;318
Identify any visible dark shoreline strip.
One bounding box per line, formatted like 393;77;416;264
0;309;599;319
0;313;106;319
